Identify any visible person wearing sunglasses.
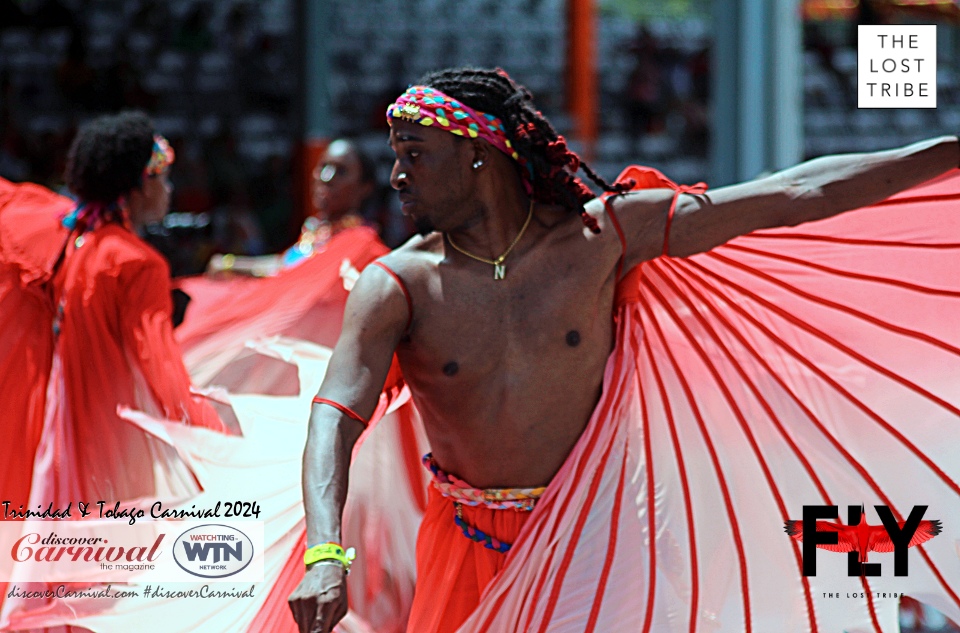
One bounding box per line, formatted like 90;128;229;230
206;139;380;277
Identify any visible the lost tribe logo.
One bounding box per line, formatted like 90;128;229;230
784;505;942;577
173;524;254;579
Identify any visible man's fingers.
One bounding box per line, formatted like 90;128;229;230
331;580;348;629
287;573;344;633
317;597;347;633
304;603;317;633
294;600;305;633
290;597;316;633
334;595;348;625
312;605;328;633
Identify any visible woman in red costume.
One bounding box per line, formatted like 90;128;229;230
0;112;226;633
0;111;224;513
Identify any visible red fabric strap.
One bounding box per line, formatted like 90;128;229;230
312;397;368;426
603;199;627;282
662;182;708;257
372;261;413;332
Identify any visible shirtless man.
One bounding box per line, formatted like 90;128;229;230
288;67;960;633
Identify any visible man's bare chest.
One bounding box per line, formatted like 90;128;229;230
398;259;617;380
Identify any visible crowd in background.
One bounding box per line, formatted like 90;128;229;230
0;0;310;275
1;0;959;264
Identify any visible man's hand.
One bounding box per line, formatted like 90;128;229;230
288;563;348;633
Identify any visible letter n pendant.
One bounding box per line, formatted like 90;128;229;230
494;264;505;280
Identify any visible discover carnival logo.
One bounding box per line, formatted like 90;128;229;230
173;524;254;579
0;518;264;583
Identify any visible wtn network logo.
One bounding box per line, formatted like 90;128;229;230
173;524;255;579
784;505;941;577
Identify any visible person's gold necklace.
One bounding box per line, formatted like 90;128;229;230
445;199;534;280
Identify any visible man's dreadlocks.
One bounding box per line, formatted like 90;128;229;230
415;67;634;233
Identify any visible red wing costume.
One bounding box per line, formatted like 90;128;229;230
454;168;960;633
175;226;387;395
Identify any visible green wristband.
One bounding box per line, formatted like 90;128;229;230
304;542;356;572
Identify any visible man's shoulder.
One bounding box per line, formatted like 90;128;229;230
545;198;630;250
374;233;442;283
342;235;434;332
587;188;684;266
584;189;676;223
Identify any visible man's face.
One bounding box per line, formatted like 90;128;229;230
388;120;474;235
312;140;372;221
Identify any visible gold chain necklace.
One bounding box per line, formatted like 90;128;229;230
445;200;534;280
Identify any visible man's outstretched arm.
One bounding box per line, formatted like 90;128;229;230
613;135;959;265
288;264;410;633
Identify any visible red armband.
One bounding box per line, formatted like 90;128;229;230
312;397;368;426
663;182;708;257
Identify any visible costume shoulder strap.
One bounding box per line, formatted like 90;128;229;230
603;198;627;281
663;190;683;257
607;165;708;258
371;260;413;333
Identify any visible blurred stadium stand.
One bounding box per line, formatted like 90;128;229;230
1;0;958;266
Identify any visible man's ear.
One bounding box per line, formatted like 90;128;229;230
470;140;490;171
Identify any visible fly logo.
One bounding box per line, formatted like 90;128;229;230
784;505;941;577
173;524;254;578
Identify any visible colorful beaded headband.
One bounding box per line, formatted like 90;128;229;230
387;86;533;191
144;134;175;176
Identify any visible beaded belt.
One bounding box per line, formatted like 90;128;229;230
422;453;545;553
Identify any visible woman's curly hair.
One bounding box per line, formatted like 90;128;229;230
65;111;155;205
415;67;633;233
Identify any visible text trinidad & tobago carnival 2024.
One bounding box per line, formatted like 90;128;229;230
2;500;262;526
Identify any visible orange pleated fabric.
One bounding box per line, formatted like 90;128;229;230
460;168;960;633
0;178;65;513
35;231;222;510
406;486;533;633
